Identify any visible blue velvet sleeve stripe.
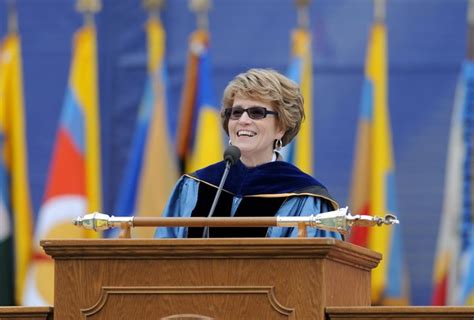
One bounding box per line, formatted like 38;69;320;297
154;176;199;238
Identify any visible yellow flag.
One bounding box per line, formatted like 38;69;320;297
0;32;33;304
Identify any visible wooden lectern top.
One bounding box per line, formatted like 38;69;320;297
42;238;381;270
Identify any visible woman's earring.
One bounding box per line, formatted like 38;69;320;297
229;139;232;146
274;138;283;151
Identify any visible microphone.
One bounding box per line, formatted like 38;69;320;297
203;145;241;238
223;145;241;166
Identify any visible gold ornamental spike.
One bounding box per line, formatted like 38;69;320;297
143;0;165;11
143;0;164;20
76;0;101;25
189;0;211;30
469;0;474;25
76;0;101;14
294;0;310;29
7;0;18;34
374;0;386;23
468;0;474;59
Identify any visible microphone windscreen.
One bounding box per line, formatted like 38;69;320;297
223;145;241;165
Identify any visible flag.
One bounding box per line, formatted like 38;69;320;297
176;29;224;173
23;24;101;305
0;32;32;305
432;61;474;305
348;22;409;305
112;16;179;238
285;28;313;174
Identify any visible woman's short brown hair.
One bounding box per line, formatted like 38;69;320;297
221;68;305;146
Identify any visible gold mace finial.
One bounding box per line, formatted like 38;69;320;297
7;0;18;34
374;0;386;23
189;0;211;30
294;0;311;29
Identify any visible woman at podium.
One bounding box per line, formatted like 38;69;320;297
155;68;341;239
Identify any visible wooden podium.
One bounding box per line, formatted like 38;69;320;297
41;238;381;319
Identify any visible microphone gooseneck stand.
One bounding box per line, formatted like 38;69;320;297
203;145;241;238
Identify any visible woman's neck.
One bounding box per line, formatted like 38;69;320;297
240;152;276;167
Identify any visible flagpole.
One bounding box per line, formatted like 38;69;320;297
374;0;386;23
76;0;101;26
295;0;310;29
190;0;211;30
75;0;103;228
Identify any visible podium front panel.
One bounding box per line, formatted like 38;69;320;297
42;238;381;319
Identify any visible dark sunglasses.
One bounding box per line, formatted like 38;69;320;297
222;106;278;120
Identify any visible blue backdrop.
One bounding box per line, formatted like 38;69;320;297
1;0;467;305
